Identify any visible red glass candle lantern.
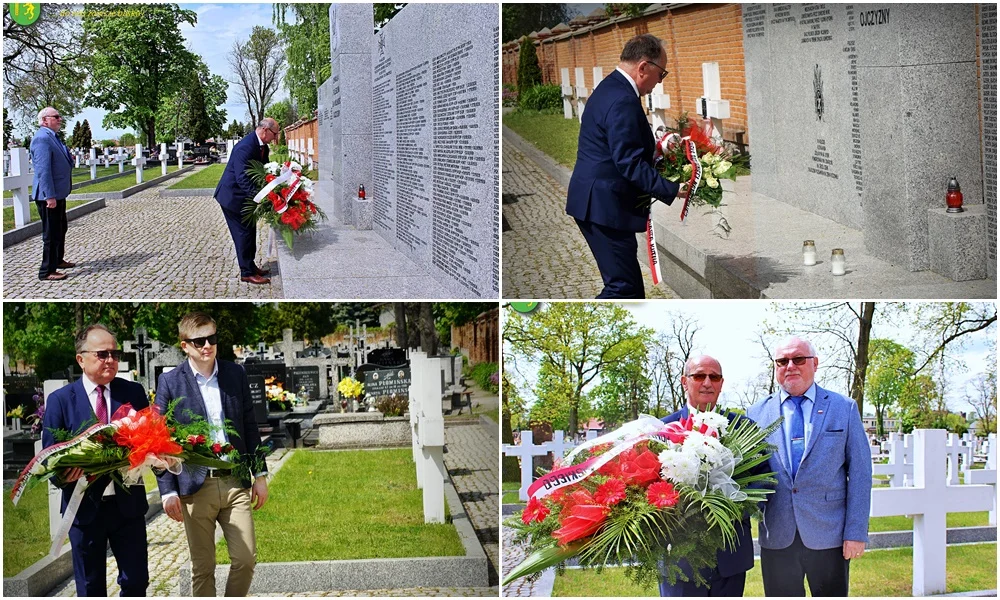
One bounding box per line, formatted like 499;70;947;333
946;176;964;213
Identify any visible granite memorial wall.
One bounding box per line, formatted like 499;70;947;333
744;4;992;277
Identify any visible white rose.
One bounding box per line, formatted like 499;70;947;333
713;160;733;177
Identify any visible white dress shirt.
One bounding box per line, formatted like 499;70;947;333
190;359;228;447
81;374;115;496
615;67;640;97
779;383;817;469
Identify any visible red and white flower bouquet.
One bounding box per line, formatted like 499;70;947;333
245;160;326;249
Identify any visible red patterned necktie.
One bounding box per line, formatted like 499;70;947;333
260;145;266;160
96;385;108;424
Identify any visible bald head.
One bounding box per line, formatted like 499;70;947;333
682;355;724;411
774;337;819;396
256;117;280;146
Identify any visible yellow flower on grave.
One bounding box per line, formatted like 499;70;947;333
6;406;25;419
337;377;365;399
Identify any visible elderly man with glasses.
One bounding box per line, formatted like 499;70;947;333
658;355;763;597
30;106;77;281
566;33;686;299
154;311;268;596
42;324;151;596
214;118;281;284
748;337;872;597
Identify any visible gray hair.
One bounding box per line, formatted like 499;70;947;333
620;34;665;64
257;117;277;130
774;336;818;358
75;324;116;354
37;106;57;125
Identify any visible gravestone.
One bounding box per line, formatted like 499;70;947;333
247;373;269;424
367;347;407;367
132;144;146;184
86;148;99;180
560;67;574;119
288;366;321;400
408;351;446;522
116;148;126;174
4;148;32;228
176;142;184;169
160;142;169;177
742;4;991;279
363;2;499;299
967;433;997;525
363;365;411;398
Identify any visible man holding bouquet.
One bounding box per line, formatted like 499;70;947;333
43;324;150;597
658;355;757;597
565;34;685;299
155;312;268;596
215;118;280;285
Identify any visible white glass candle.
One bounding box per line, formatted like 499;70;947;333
831;249;846;276
803;240;817;266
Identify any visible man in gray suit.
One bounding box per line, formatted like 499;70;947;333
748;337;871;596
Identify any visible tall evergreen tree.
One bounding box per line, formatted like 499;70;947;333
187;72;212;144
71;121;82;149
80;119;93;149
517;36;542;98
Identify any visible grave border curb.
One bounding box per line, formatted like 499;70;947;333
159;187;216;198
70;168;137;190
67;165;196;200
179;452;488;594
2;198;106;248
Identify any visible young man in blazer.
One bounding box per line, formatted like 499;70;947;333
748;337;872;596
42;324;150;596
154;312;268;596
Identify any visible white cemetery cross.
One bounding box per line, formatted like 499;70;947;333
116;148;126;174
945;432;972;485
408;351;426;488
307;137;315;170
103;148;112;169
410;352;446;523
646;82;671;134
131;144;147;184
176;142;184;169
966;433;997;525
224;139;235;164
4;148;33;228
872;432;913;487
42;379;69;539
3;150;9;176
501;429;598;501
86;148;99;180
574;67;589;123
160;143;169;176
869;429;994;596
697;62;730;143
560;67;574;119
74;150;81;168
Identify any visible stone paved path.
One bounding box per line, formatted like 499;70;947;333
4;170;281;299
501;139;674;299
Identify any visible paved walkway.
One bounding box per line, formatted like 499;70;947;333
3;169;280;299
501;131;674;299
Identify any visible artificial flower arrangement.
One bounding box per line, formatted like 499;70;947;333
504;411;779;589
337;377;365;400
244;160;325;249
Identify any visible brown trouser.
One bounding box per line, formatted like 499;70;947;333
180;476;256;596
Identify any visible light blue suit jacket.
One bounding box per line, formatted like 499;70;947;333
748;384;872;550
29;126;74;201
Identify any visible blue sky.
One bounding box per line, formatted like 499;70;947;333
72;3;284;140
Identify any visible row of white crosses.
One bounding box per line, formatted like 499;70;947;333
288;138;316;170
408;351;447;524
503;428;997;596
559;67;603;124
874;431;983;488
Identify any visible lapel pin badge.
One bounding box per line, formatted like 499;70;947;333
817;410;824;414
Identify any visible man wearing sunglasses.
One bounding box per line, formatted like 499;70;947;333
658;355;760;597
214;118;281;285
154;312;267;596
748;337;871;597
566;34;686;299
42;324;151;596
30;106;77;281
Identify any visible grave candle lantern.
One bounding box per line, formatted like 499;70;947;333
945;176;964;213
802;240;817;266
831;248;846;276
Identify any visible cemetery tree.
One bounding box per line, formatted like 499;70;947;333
274;3;330;116
516;36;542;100
433;302;496;346
393;303;407;348
82;4;198;147
502;4;569;42
419;303;438;356
70;121;82;149
80;120;93;150
504;303;648;435
374;4;406;29
264;99;296;146
225;119;247;139
119;133;137;147
907;302;998;376
186;72;212;145
592;332;653;427
157;59;228;143
3;108;13;147
258;302;333;343
3;303;78;379
501;372;524;482
329;303;381;328
229;26;285;127
864;338;916;438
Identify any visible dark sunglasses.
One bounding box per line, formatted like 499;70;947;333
687;373;722;382
48;114;62;120
775;356;815;367
646;60;669;81
81;349;122;361
184;334;218;347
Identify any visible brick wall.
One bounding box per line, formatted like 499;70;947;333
284;116;318;164
502;4;750;144
450;308;498;366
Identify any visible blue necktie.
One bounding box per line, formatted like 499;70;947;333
789;396;805;479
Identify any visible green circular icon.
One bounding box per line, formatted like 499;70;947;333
510;302;539;314
9;3;40;26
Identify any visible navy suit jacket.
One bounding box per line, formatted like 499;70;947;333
566;69;679;232
154;359;263;496
29;126;74;201
660;407;756;579
41;377;150;526
214;131;268;214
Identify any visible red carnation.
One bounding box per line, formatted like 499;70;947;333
594;478;627;506
211;442;222;454
187;434;205;445
619;449;662;486
552;490;609;545
522;496;550;524
647;481;680;508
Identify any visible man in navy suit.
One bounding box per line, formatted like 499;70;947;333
748;337;871;596
214;118;280;285
155;311;268;596
658;355;756;596
566;34;685;299
42;324;150;596
30;106;76;281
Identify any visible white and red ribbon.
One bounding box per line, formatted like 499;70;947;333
251;161;302;214
646;216;662;286
680;139;702;222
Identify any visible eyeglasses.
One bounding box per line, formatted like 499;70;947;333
184;334;218;347
46;114;62;120
686;373;722;382
645;60;669;81
775;356;815;368
81;350;122;361
269;128;280;135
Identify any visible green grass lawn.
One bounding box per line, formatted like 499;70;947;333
503;481;523;505
216;449;464;563
69;165;181;194
550;542;997;596
503;109;580;168
167;164;225;189
3;166;136;199
3;200;89;232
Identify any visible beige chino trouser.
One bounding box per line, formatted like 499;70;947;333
180;476;257;597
